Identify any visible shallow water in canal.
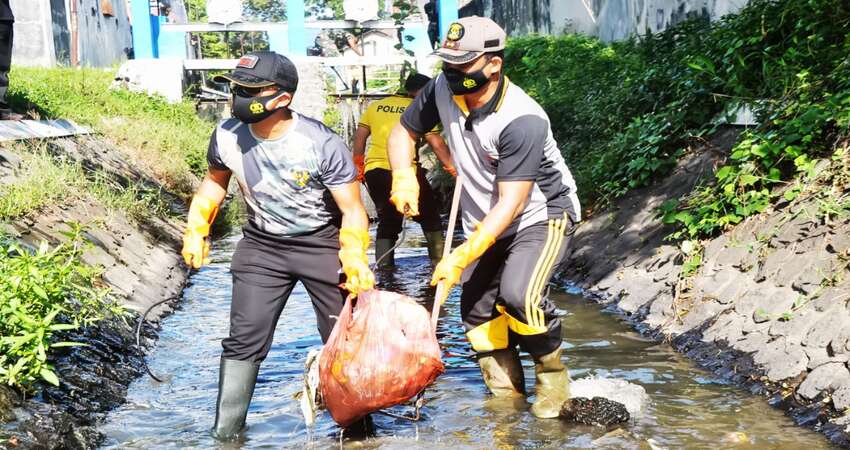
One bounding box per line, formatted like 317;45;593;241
99;225;833;449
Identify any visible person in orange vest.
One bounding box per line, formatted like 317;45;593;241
352;73;456;266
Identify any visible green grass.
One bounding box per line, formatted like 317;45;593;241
6;67;215;197
0;145;175;225
0;150;81;219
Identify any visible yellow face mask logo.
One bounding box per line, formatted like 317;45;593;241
293;170;310;188
249;101;265;115
462;78;477;89
447;23;464;41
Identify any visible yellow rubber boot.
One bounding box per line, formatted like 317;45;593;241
530;348;570;419
477;348;526;397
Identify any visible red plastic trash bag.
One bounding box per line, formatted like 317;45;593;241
319;289;444;427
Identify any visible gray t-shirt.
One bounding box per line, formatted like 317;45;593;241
207;113;357;236
400;75;581;239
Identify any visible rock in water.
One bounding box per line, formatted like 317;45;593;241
570;377;649;418
561;397;630;426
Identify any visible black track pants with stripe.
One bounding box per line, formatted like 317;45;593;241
460;214;573;357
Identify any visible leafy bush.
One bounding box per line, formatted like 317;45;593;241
0;226;119;389
505;0;850;238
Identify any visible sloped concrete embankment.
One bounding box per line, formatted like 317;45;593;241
0;136;189;449
559;128;850;446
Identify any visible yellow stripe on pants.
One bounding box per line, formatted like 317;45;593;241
528;214;567;328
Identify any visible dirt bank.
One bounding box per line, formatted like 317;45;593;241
0;136;189;449
559;126;850;446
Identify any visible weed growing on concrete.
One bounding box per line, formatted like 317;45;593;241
0;224;119;389
0;146;175;226
0;150;84;219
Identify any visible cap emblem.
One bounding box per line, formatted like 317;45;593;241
446;23;464;41
237;55;259;69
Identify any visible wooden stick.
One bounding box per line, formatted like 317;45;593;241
432;175;463;331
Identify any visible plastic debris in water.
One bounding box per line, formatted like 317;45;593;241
300;348;323;427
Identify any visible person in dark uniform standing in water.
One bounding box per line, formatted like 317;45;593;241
352;72;456;266
181;51;375;440
388;17;581;418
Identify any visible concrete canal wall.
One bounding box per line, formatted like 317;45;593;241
558;127;850;445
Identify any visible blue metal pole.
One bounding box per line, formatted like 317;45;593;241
437;0;459;41
158;16;187;59
287;0;307;55
130;0;157;58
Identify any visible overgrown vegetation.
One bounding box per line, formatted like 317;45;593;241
7;67;213;196
0;146;174;224
505;0;850;239
0;226;120;389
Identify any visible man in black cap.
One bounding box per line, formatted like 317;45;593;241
0;0;20;120
388;16;581;419
181;51;375;440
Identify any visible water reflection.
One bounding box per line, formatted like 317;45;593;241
99;225;833;449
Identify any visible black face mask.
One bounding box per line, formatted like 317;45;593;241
232;88;287;124
442;67;490;95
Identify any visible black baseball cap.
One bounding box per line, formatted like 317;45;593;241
213;51;299;92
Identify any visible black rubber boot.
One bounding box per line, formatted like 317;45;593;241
375;238;396;267
211;358;260;441
423;231;445;264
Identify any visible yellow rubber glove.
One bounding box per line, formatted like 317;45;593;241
339;227;376;295
182;194;219;269
390;166;419;217
431;227;496;291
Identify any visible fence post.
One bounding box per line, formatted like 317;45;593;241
287;0;306;55
437;0;459;41
130;0;158;58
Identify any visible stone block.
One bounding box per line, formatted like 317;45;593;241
833;386;850;410
681;301;729;333
715;245;750;269
770;308;825;345
804;311;849;348
827;232;850;255
759;248;796;286
733;291;760;316
113;59;186;104
752;338;808;381
750;286;796;323
732;332;769;353
696;267;751;305
618;285;662;314
797;362;850;400
644;294;675;329
703;313;746;344
774;214;812;245
703;234;730;264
